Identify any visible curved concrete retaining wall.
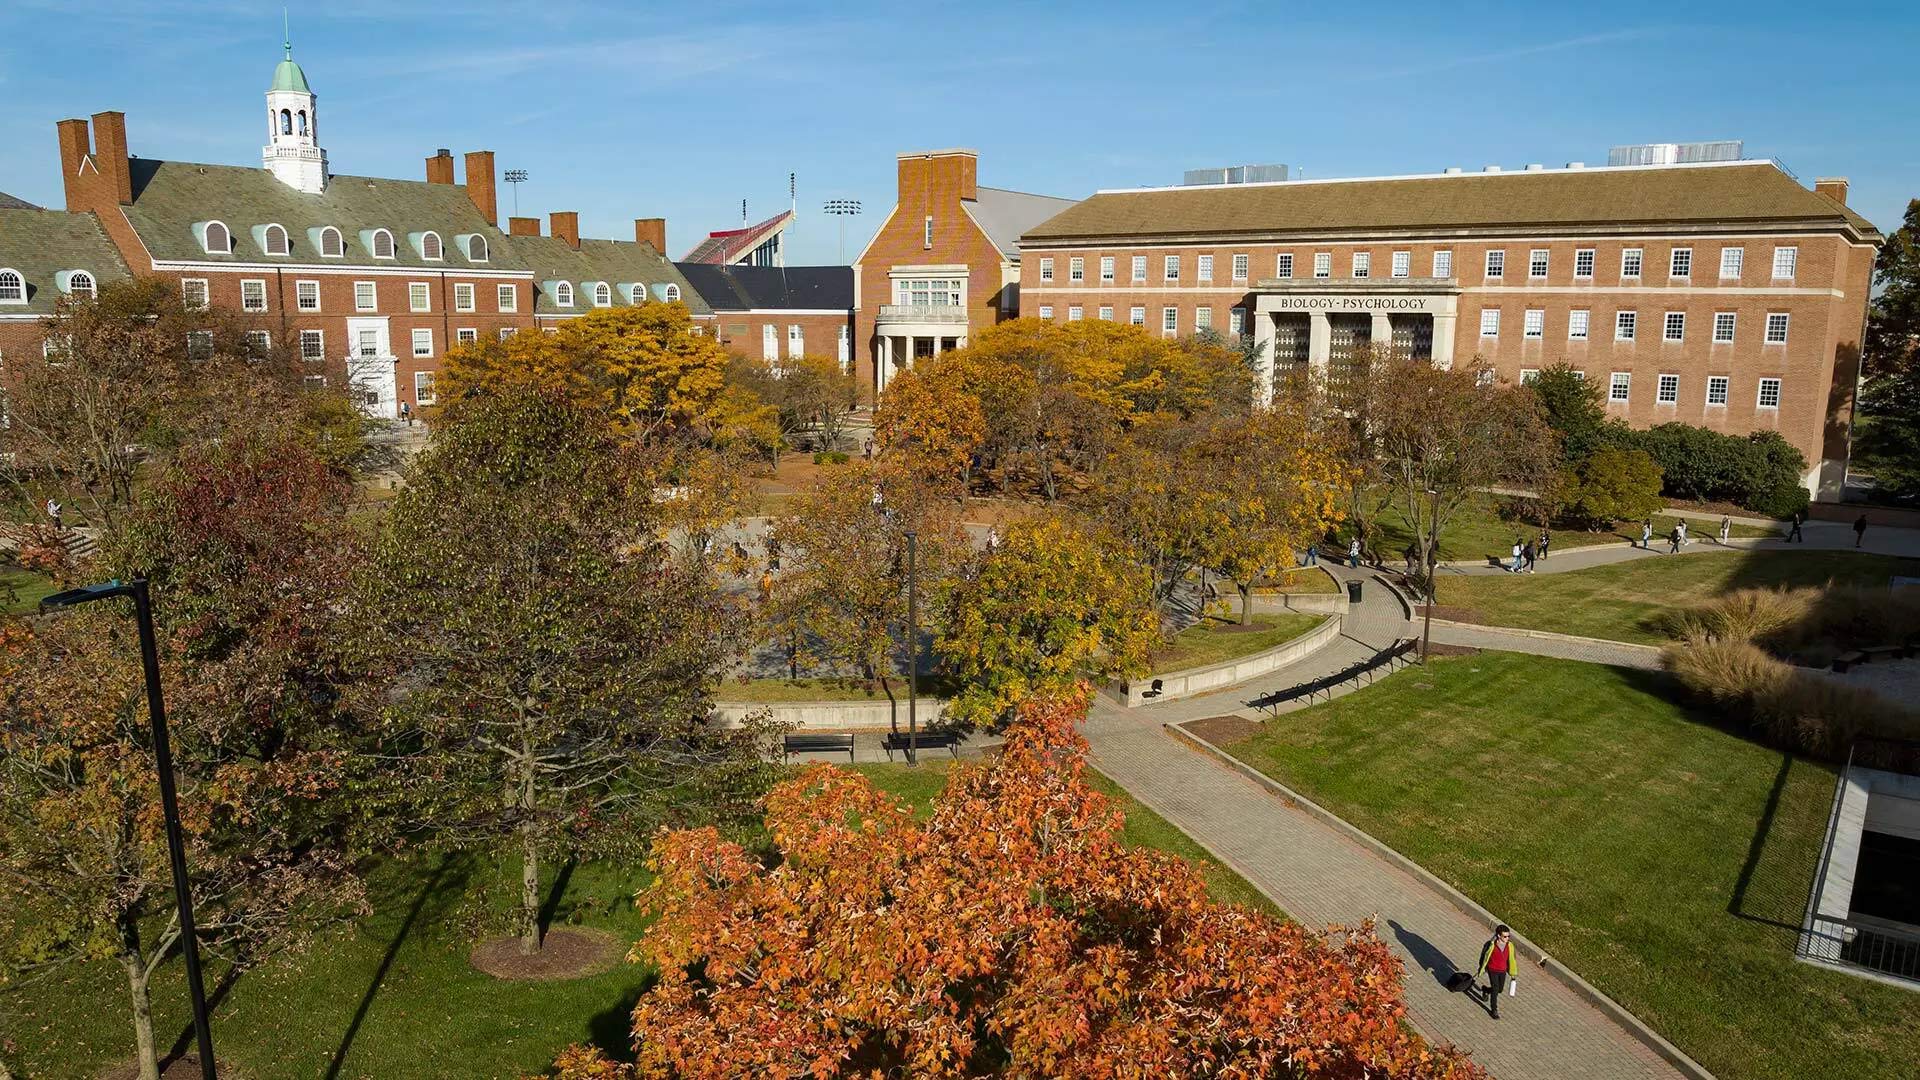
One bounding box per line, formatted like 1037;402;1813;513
713;697;948;731
1121;612;1343;708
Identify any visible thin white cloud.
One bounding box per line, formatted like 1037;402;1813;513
1355;27;1668;82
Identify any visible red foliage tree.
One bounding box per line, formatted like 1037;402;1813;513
556;692;1485;1079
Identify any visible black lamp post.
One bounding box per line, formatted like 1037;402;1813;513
1421;488;1439;665
904;529;920;767
40;579;217;1080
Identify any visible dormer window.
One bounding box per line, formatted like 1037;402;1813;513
421;232;443;260
319;227;344;258
203;221;232;255
593;283;611;307
663;283;681;302
263;224;290;256
0;269;24;304
63;271;96;299
623;283;646;304
467;235;488;262
370;229;395;259
554;281;574;307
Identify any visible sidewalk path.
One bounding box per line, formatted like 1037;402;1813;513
1439;521;1920;579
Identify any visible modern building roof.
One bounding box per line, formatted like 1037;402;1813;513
0;191;42;211
964;186;1080;256
1021;160;1880;244
675;263;853;312
0;207;134;316
117;158;525;269
513;234;711;317
682;210;793;264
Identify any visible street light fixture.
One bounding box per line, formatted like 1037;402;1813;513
823;199;862;265
504;169;529;219
40;579;217;1080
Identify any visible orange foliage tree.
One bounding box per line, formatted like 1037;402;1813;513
550;693;1486;1080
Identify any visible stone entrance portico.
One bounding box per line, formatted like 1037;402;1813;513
1250;277;1462;400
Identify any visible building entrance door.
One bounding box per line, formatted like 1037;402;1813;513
1389;314;1434;361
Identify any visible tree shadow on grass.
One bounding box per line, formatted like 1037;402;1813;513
537;859;576;943
322;853;471;1080
586;971;657;1063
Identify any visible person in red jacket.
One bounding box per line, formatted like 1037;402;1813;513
1476;923;1519;1019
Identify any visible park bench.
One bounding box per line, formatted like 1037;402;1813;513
1249;639;1418;712
1832;650;1867;673
881;731;963;761
782;732;856;763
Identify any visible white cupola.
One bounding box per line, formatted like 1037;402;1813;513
263;39;327;194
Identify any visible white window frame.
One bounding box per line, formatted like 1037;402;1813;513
263;223;290;256
1663;311;1686;342
456;327;478;345
1574;248;1595;279
1391;250;1410;278
1276;253;1294;278
0;268;24;304
1657;373;1680;404
1528;249;1549;278
1713;312;1736;343
1037;305;1054;320
240;278;268;313
1609;372;1631;403
762;323;777;360
1568;310;1590;340
1100;256;1115;283
1164;254;1181;282
295;279;320;312
1719;246;1744;279
354;281;378;313
787;323;803;357
497;284;518;313
1764;312;1790;345
468;235;489;263
1519;368;1540;385
202;220;232;255
409;281;432;313
1484;249;1505;278
1621;247;1643;278
1312;252;1331;278
1232;253;1249;281
664;284;681;303
1131;255;1147;283
1432;250;1453;278
1351;252;1370;278
1197;254;1214;282
1479;308;1501;337
1230;307;1245;334
370;229;396;260
1039;257;1054;283
1771;246;1797;280
1615;310;1637;341
420;231;443;261
411;327;434;358
182;278;210;311
1195;306;1212;330
1523;309;1544;339
319;226;344;258
414;370;437;405
1161;306;1178;336
1757;377;1782;409
1706;375;1729;406
453;283;476;313
593;282;612;307
186;329;215;360
299;329;325;361
246;329;272;356
1098;305;1113;322
554;281;574;308
1129;306;1145;326
502;328;519;341
1669;247;1692;279
1069;256;1085;283
1067;305;1083;322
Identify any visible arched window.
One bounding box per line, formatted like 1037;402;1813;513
370;229;395;259
263;224;289;256
421;232;442;260
66;271;95;298
280;109;292;135
0;269;24;303
593;283;611;307
319;227;344;258
663;283;681;302
467;235;488;262
554;282;574;307
203;221;231;254
297;111;307;136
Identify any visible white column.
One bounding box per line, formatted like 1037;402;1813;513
1251;309;1276;404
878;335;893;393
932;334;944;358
1308;310;1332;375
1431;312;1456;369
1370;312;1394;357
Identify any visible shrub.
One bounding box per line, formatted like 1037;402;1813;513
1663;636;1920;761
1663;585;1814;645
811;450;849;465
1603;422;1809;517
1562;447;1664;528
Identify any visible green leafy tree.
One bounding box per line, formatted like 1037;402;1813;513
1528;363;1612;467
1859;198;1920;501
1563;447;1665;527
361;388;772;954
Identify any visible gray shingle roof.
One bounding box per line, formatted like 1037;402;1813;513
515;235;711;317
1022;161;1881;244
0;208;134;316
964;186;1079;256
674;263;851;312
120;158;527;270
0;191;43;211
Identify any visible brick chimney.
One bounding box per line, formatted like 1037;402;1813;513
426;148;455;185
463;150;497;225
90;112;134;206
550;211;579;250
56;119;91;211
56;114;134;213
634;218;666;254
508;216;541;237
896;148;978;204
1814;177;1849;206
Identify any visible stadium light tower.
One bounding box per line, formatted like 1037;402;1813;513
504;169;529;218
823;199;862;264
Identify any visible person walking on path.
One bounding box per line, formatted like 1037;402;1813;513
1475;924;1520;1020
400;400;412;426
1508;538;1525;573
1348;537;1361;568
1303;540;1319;567
1788;511;1805;542
1667;525;1682;554
1522;539;1537;573
45;498;62;531
1718;516;1731;545
1640;520;1652;549
1855;514;1869;548
1676;520;1688;547
1537;529;1551;560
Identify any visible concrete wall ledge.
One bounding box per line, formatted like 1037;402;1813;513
1121;613;1343;708
713;697;948;731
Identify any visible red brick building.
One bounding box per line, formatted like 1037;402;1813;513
0;193;133;398
1018;161;1882;496
674;262;852;367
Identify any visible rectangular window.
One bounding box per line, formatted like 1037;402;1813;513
1621;248;1643;278
1523;309;1545;339
1479;308;1501;337
186;330;214;360
1670;247;1692;278
182;278;209;311
414;371;437;406
500;328;518;341
1664;311;1686;342
788;324;803;357
1657;373;1680;404
1039;257;1054;283
1616;311;1637;341
409;282;431;313
411;328;433;357
1352;252;1370;278
1484;249;1505;278
1161;306;1178;335
1131;255;1147;283
299;329;324;360
1232;253;1249;281
1609;372;1631;402
240;279;268;312
453;283;475;312
1574;248;1595;278
1520;368;1540;384
1707;375;1729;406
762;323;777;360
1195;306;1212;330
1129;306;1145;326
1197;254;1214;281
1164;255;1181;281
456;327;478;345
1713;312;1737;343
1312;252;1331;278
1529;249;1549;278
1720;247;1744;279
303;375;326;389
354;281;377;312
1432;250;1453;278
923;216;933;248
496;284;517;312
838;325;849;366
1069;256;1084;283
1098;305;1113;321
296;280;320;311
1230;307;1245;334
1569;310;1590;340
1067;305;1083;322
1765;312;1790;344
1757;377;1782;409
1391;250;1410;278
1276;253;1294;278
245;329;272;355
1772;246;1797;279
1037;305;1053;320
1100;256;1115;283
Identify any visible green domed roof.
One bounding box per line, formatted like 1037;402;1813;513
271;48;311;93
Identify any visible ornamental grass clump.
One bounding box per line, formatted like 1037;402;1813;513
1663;635;1920;760
1662;585;1813;646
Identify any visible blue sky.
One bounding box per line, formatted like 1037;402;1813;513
1;0;1915;263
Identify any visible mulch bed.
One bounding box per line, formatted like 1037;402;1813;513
100;1055;241;1079
1181;715;1264;747
470;926;624;982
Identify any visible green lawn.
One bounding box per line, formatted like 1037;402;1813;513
2;565;57;614
856;761;1279;916
1435;549;1920;644
1152;613;1325;673
1342;491;1775;564
1222;653;1919;1080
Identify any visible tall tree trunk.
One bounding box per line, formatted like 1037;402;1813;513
119;918;161;1080
517;749;542;955
1239;582;1253;626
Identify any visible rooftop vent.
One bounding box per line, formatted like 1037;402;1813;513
1525;163;1545;171
1484;165;1502;173
1567;161;1586;169
1182;163;1289;186
1444;166;1463;175
1607;140;1743;166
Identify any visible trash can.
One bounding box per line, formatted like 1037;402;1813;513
1346;579;1363;603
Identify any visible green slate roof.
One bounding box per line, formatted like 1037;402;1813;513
271;57;311;93
514;234;711;317
0;207;134;316
119;158;529;271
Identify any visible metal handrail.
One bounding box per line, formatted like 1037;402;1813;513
1800;914;1920;983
